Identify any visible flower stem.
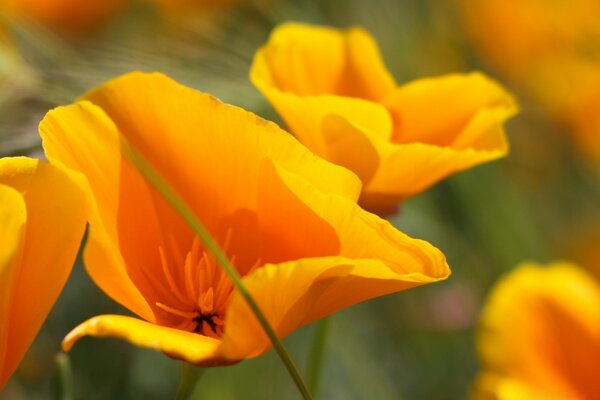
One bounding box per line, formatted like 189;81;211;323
122;140;313;400
174;363;204;400
306;317;330;398
54;353;74;400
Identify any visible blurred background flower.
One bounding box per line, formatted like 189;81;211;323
1;0;600;399
473;262;600;399
251;23;516;215
458;0;600;162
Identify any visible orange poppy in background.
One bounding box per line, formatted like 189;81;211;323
2;0;127;35
41;72;450;366
250;23;517;215
0;157;88;389
474;262;600;399
459;0;600;161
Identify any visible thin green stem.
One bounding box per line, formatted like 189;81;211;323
174;364;204;400
122;140;313;400
306;317;330;398
54;353;74;400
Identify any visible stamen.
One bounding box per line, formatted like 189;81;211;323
183;252;197;301
151;234;240;338
199;288;214;315
155;302;197;319
159;246;188;304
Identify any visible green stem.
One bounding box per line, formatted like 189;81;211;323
122;140;313;400
306;317;330;398
174;364;204;400
54;353;74;400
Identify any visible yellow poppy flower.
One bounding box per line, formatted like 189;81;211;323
474;262;600;399
2;0;127;35
250;23;517;215
459;0;600;160
0;157;88;389
40;71;450;366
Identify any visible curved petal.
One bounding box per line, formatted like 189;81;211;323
252;23;347;96
316;110;507;211
81;72;361;225
41;102;157;322
382;72;517;147
263;158;448;278
221;256;445;360
62;315;223;366
0;184;26;389
219;158;449;360
41;72;361;318
361;138;506;212
477;262;600;399
341;27;396;100
251;23;395;158
250;23;395;100
0;157;88;388
321;114;382;185
248;85;393;158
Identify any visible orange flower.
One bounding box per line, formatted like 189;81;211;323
474;262;600;399
0;157;88;389
459;0;600;160
40;72;450;366
2;0;128;35
250;23;517;215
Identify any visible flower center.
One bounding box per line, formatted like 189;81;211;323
145;235;236;338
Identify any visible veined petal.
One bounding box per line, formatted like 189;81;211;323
82;72;361;220
0;184;26;389
383;72;517;147
476;262;600;399
262;160;449;280
0;157;88;388
62;315;222;366
221;256;444;360
218;158;449;359
41;102;158;322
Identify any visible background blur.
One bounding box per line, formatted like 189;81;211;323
2;0;600;399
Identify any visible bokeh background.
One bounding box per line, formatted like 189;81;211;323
2;0;599;399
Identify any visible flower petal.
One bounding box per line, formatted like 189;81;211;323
342;27;397;100
41;102;158;322
251;23;395;158
0;184;26;389
81;72;361;221
62;315;223;366
382;72;517;147
0;157;88;388
250;23;395;100
362;139;506;212
320;114;382;185
476;262;600;399
219;158;449;359
221;257;445;360
263;160;449;281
